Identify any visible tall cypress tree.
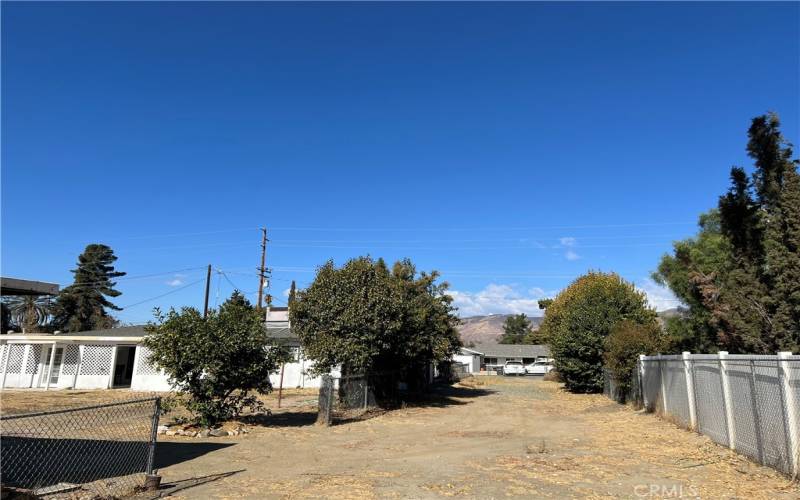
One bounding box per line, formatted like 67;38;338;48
52;244;126;332
288;280;297;308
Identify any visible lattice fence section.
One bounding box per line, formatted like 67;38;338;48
79;345;113;376
61;345;81;376
0;345;6;373
135;346;161;376
25;346;42;374
6;345;26;374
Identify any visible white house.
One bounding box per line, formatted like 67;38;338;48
453;343;551;373
0;320;332;392
0;326;171;391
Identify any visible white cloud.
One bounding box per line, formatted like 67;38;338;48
448;284;553;317
565;250;581;261
165;274;185;287
636;278;681;312
282;287;291;297
559;236;577;247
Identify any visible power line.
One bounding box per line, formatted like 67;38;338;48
119;277;206;309
59;267;207;289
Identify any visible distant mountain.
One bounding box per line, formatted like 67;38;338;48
457;314;543;345
458;308;684;345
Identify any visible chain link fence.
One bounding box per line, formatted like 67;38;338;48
1;397;161;498
606;353;800;478
317;371;405;425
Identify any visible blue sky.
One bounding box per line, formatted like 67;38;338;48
2;2;798;323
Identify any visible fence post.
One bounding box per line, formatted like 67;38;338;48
718;351;736;449
682;352;697;430
659;357;668;415
638;355;647;410
778;352;799;478
146;397;161;476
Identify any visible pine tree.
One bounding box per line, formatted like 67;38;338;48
52;244;126;332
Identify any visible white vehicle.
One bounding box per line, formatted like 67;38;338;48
525;358;554;375
502;360;526;376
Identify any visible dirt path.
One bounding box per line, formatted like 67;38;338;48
155;377;798;499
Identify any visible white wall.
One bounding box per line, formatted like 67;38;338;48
454;353;480;373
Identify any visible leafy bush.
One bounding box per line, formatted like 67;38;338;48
539;272;657;393
603;320;664;398
144;292;286;427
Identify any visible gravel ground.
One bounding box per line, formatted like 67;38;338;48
145;377;799;499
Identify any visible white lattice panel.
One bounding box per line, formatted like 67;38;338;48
79;345;113;375
6;345;25;374
135;346;161;376
61;345;80;375
25;345;42;374
0;345;6;373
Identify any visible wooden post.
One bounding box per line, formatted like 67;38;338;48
203;264;212;319
277;363;285;408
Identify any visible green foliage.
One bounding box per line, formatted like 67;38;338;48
540;272;657;393
537;298;553;310
290;257;461;379
52;244;125;332
499;314;533;344
603;321;663;396
655;113;800;353
144;291;285;427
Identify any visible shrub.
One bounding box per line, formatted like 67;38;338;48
603;320;664;399
144;292;286;427
539;272;657;393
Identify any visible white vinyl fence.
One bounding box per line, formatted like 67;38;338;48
637;352;799;477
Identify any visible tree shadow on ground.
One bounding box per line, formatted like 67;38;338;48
242;411;318;428
0;437;233;489
155;441;235;469
333;383;495;425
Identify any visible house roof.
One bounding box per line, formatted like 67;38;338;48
471;343;550;359
64;326;147;337
1;277;59;296
1;325;147;344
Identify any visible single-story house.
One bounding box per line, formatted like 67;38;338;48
0;321;333;392
453;343;551;373
0;326;171;391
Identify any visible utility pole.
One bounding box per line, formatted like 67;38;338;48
203;264;212;318
257;227;268;310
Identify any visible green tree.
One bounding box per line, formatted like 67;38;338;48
603;320;664;402
144;291;285;427
540;272;657;393
655;113;800;353
52;244;125;332
499;314;533;344
4;296;51;333
290;257;460;387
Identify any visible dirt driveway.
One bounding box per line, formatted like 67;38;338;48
153;377;798;499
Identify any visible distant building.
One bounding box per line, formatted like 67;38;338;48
453;343;551;374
